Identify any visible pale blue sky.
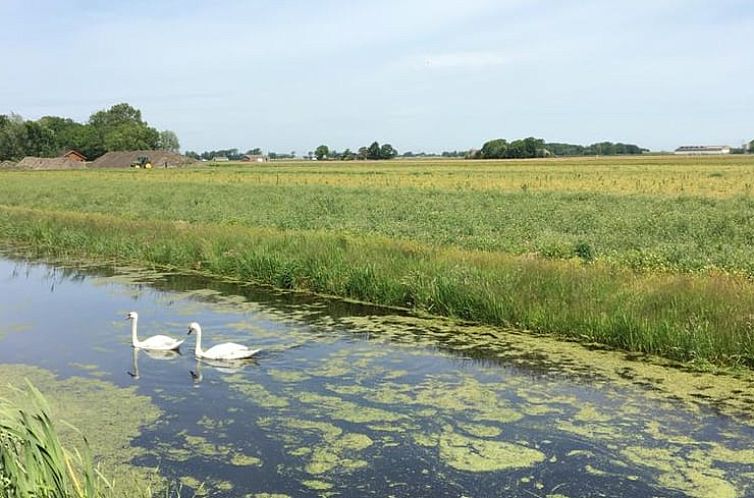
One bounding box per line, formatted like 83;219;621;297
1;0;752;153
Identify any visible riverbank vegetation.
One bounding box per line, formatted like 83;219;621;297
0;373;163;498
1;155;754;368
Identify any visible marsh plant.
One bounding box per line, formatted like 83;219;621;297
0;383;160;498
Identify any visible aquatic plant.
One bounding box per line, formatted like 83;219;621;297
0;382;128;498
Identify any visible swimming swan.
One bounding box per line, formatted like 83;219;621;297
187;322;260;360
127;311;184;351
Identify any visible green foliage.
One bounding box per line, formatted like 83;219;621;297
315;145;330;160
367;141;381;160
0;103;176;161
1;204;754;368
476;138;646;159
379;144;397;159
0;383;113;498
89;103;160;154
157;130;180;152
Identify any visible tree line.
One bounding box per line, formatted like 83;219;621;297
313;141;398;161
184;148;266;161
470;137;648;159
0;103;179;161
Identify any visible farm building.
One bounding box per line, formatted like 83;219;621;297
674;145;731;155
15;157;87;170
241;154;268;163
212;156;230;162
61;149;87;162
0;160;17;168
91;150;198;168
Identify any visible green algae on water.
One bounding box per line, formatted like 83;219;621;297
436;426;545;472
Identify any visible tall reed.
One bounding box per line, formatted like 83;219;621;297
0;382;115;498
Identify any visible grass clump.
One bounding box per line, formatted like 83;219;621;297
0;382;137;498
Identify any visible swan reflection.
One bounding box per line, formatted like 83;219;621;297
127;347;181;379
190;357;257;384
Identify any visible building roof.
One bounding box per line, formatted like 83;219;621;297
675;145;730;152
15;157;87;170
60;149;87;161
91;150;198;168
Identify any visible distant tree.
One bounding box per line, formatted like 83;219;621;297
366;142;381;160
158;130;180;152
88;103;160;157
379;143;398;159
246;147;262;155
341;148;356;160
0;114;27;160
479;138;508;159
357;146;369;160
749;140;754;153
22;121;57;157
314;145;330;160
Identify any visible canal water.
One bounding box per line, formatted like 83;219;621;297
0;255;753;498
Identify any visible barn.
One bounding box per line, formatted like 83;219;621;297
61;149;87;162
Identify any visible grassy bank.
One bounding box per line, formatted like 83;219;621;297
1;205;753;368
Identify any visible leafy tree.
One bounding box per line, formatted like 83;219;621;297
0;114;27;160
22;121;57;157
357;146;369;160
366;142;381;160
479;138;508;159
88;103;160;156
158;130;180;152
379;143;398;159
748;140;754;153
314;144;330;160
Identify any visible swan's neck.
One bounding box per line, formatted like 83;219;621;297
131;317;140;347
194;326;203;356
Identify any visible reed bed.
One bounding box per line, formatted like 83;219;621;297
0;383;155;498
1;205;753;368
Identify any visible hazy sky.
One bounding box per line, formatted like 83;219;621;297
1;0;752;153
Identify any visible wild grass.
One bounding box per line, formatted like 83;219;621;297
2;162;754;275
0;382;155;498
2;156;754;367
1;205;753;368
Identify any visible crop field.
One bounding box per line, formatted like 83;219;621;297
2;154;754;368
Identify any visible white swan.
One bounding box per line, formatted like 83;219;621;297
127;311;184;351
187;322;260;360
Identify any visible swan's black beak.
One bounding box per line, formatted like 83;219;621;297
187;328;193;335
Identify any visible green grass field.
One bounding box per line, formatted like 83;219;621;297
2;155;754;368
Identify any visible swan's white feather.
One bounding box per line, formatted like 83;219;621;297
138;335;184;351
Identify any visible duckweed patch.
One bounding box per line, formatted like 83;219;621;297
436;426;545;472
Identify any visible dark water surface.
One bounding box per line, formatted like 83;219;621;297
1;256;753;498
